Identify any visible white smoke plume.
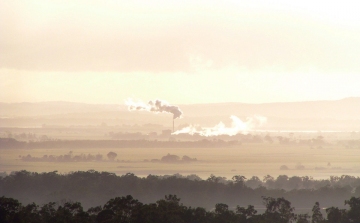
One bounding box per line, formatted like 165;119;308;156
172;115;267;136
126;98;183;119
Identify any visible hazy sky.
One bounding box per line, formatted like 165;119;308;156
1;0;360;104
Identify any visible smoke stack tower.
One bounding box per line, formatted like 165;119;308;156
125;98;182;134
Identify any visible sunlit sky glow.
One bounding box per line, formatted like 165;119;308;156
1;0;360;104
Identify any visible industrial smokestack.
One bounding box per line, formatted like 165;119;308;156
126;98;183;119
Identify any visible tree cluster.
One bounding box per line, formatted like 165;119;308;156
1;195;360;223
19;152;120;162
145;153;197;163
0;138;242;149
1;170;360;211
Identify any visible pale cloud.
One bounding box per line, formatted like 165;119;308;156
1;1;360;104
1;0;360;73
1;67;359;104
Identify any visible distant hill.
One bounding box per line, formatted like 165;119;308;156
0;101;127;117
1;98;360;119
180;97;360;119
1;98;360;130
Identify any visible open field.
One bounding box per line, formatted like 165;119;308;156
1;143;360;179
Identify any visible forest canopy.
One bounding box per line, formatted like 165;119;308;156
1;170;360;212
1;194;360;223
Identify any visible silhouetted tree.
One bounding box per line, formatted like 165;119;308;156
107;152;117;161
297;213;310;223
311;202;323;223
345;197;360;222
102;195;142;223
236;205;257;222
232;175;247;185
155;194;186;223
0;196;22;223
325;207;348;223
161;154;180;163
262;196;296;223
19;202;41;223
38;202;57;222
213;203;235;223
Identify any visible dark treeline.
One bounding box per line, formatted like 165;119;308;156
0;138;240;149
1;170;360;211
2;136;360;149
19;152;197;163
1;194;360;223
20;151;105;162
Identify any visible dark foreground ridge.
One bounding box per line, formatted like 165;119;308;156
1;170;360;211
1;194;360;223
